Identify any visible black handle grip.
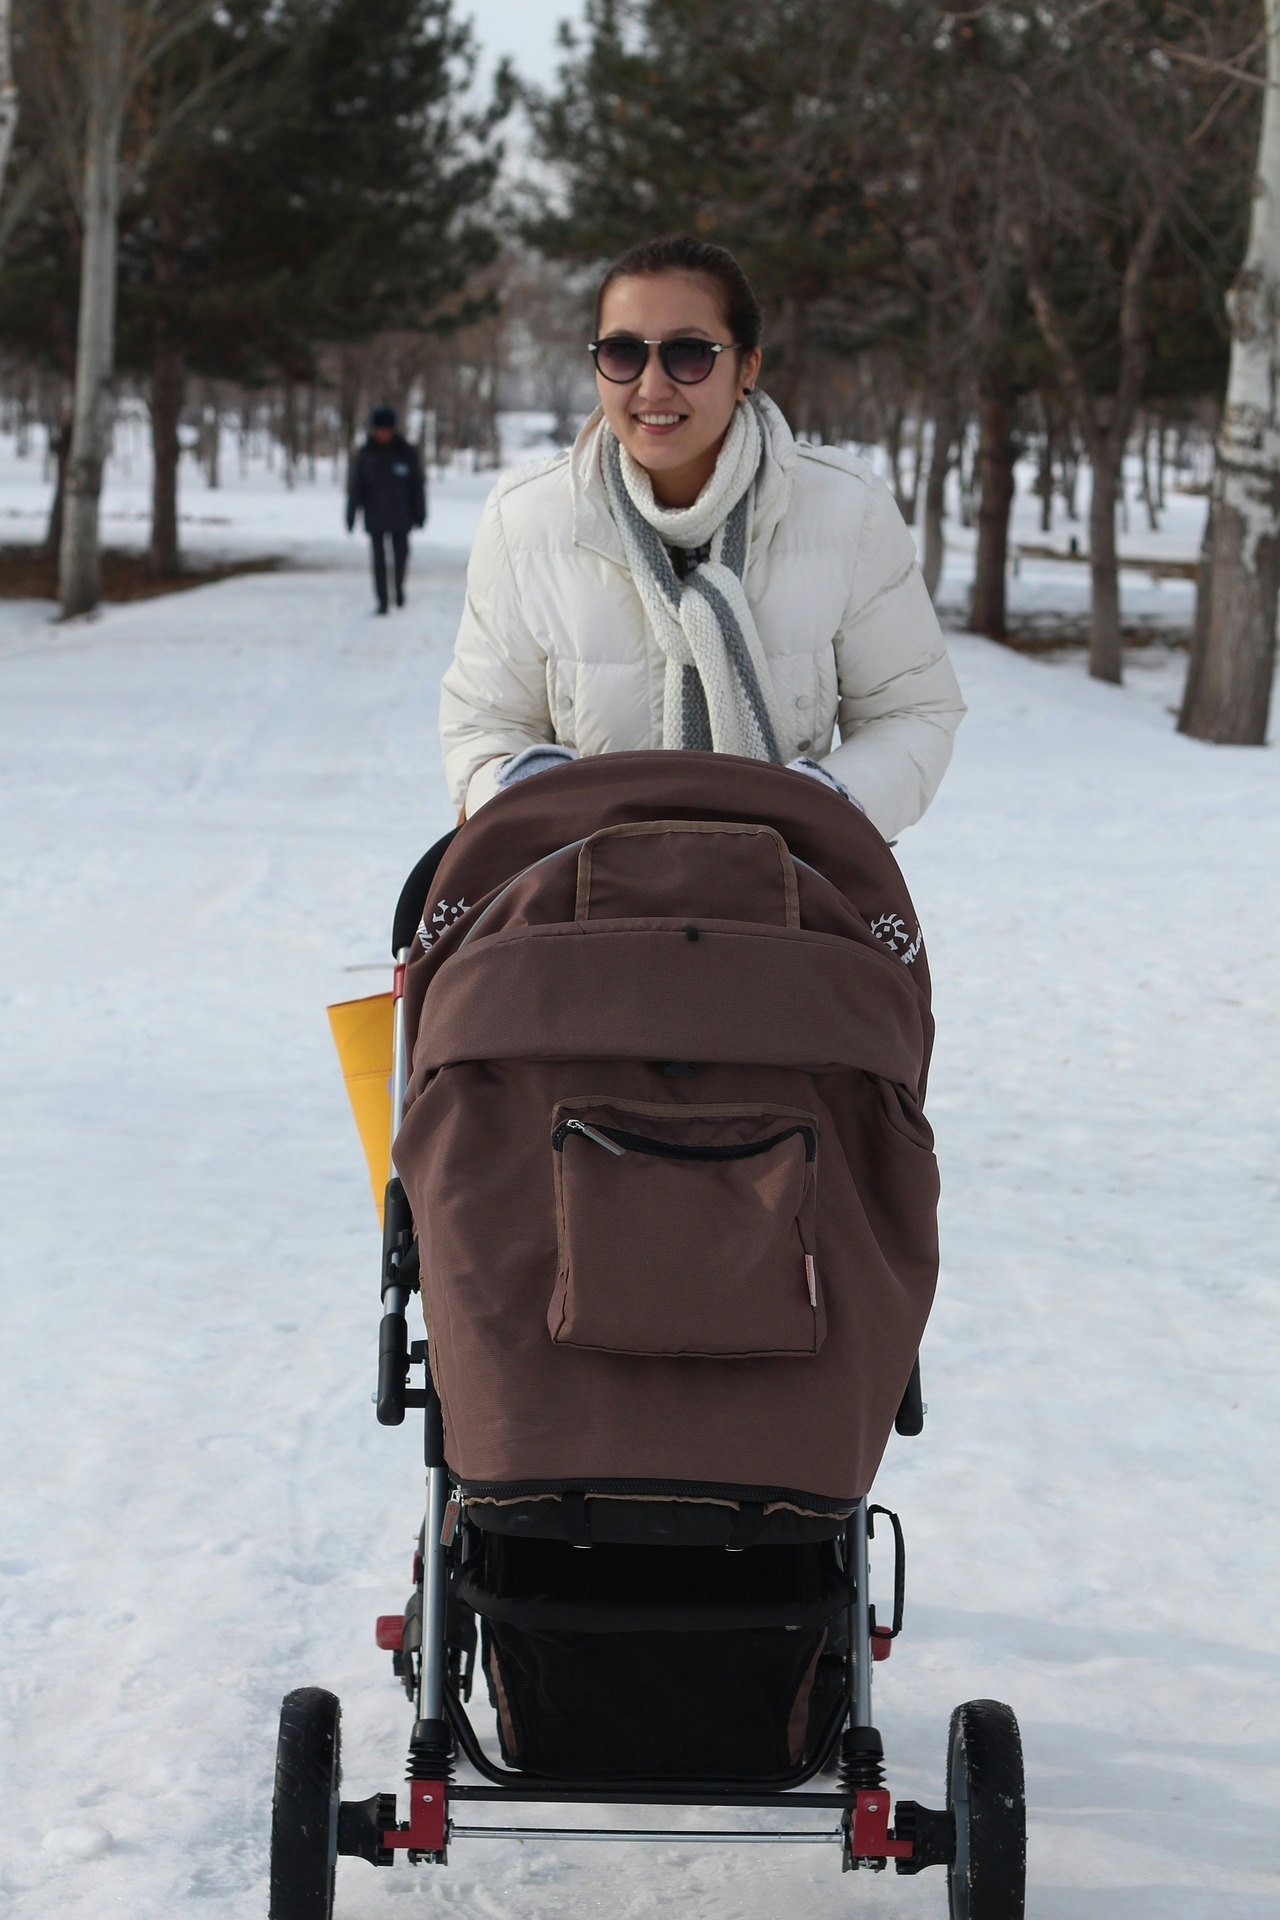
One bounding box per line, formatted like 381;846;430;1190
894;1357;924;1436
867;1503;906;1636
377;1309;408;1425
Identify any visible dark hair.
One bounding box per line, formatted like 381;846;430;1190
370;404;397;429
594;236;763;353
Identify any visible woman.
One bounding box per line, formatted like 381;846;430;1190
440;236;964;837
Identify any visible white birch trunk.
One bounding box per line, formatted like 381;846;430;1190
58;2;125;618
1180;0;1280;744
0;0;18;203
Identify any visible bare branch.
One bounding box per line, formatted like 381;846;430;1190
1161;39;1269;90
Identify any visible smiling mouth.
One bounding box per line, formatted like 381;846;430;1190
633;412;687;431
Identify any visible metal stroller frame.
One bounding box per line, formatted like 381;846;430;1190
269;831;1026;1918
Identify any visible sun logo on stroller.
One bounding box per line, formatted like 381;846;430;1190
417;897;469;950
870;913;924;966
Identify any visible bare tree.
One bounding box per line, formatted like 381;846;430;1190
56;0;222;616
0;0;18;201
1013;203;1167;682
1180;0;1280;745
58;0;124;615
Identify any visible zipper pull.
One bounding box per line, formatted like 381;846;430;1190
565;1120;626;1156
440;1487;463;1547
804;1255;818;1309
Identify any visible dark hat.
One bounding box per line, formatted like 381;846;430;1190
370;404;397;429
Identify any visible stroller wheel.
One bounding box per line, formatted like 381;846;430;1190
270;1688;341;1920
946;1699;1025;1920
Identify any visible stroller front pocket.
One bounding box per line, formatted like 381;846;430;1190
548;1101;822;1357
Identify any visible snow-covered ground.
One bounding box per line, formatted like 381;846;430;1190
1;440;1276;1920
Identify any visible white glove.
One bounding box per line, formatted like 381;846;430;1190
493;743;579;789
787;755;865;813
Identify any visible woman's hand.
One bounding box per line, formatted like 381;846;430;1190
787;754;865;812
493;744;579;790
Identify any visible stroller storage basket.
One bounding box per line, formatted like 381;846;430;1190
458;1537;851;1781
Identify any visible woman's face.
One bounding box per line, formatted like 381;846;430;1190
595;271;762;507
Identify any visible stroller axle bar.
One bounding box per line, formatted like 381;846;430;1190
446;1824;843;1845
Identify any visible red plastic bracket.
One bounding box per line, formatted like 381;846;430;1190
374;1614;405;1651
382;1778;447;1853
871;1627;893;1662
850;1789;913;1861
392;961;407;1001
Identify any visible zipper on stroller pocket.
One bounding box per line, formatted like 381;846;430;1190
556;1119;627;1156
552;1119;816;1162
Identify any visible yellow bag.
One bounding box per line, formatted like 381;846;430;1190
327;992;394;1223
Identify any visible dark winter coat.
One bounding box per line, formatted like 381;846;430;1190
346;435;427;536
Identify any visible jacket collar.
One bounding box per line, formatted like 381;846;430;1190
570;393;797;569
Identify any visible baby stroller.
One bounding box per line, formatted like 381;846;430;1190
270;751;1026;1917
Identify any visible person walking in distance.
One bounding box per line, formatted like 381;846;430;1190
346;405;427;614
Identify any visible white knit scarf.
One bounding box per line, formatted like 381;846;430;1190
600;398;787;761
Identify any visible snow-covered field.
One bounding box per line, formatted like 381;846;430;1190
0;441;1276;1919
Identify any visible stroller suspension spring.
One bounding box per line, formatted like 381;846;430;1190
406;1716;454;1784
838;1725;886;1795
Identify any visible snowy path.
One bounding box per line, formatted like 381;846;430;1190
1;480;1276;1919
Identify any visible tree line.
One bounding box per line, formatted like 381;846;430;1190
0;0;1274;745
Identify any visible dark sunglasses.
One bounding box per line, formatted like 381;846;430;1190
588;335;742;386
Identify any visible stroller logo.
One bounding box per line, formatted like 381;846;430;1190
418;897;469;950
870;913;923;966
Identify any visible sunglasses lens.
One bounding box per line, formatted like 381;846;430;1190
594;338;647;382
664;340;717;384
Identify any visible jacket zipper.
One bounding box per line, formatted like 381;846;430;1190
552;1119;816;1162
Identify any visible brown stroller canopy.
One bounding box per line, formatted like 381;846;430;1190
396;752;938;1515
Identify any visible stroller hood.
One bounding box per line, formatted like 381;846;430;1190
396;752;938;1512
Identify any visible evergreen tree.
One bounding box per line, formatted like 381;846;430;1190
118;0;510;572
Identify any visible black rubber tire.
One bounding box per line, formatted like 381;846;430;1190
946;1699;1026;1920
269;1688;341;1920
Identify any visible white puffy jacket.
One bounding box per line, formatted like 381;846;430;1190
440;396;965;838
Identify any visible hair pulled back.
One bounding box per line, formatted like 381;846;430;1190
594;236;763;353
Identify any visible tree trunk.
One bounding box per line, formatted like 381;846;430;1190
1178;497;1216;726
1060;438;1080;521
970;367;1016;638
957;424;977;528
280;384;297;488
1180;0;1280;745
148;340;183;578
41;421;72;558
1087;450;1124;684
922;396;961;603
1140;416;1160;532
304;383;317;482
899;401;924;526
59;5;125;617
886;400;907;514
1036;405;1055;535
200;383;221;488
0;0;18;205
769;298;807;423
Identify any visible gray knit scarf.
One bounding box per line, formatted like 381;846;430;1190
600;397;788;761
